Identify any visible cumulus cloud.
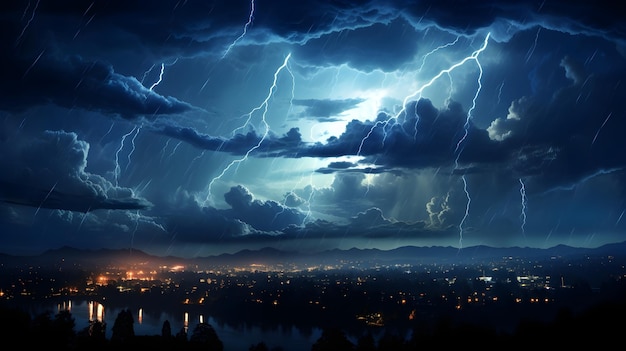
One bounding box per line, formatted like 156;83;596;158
0;52;197;118
223;185;305;231
487;97;530;141
0;130;150;212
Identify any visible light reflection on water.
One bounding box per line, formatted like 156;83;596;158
46;299;322;351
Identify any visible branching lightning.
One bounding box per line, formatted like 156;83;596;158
125;125;142;172
145;58;178;91
355;33;492;249
357;33;491;157
525;27;541;64
203;53;292;205
15;0;40;46
453;33;490;249
417;35;460;73
165;140;183;164
114;125;138;187
222;0;255;59
519;178;527;238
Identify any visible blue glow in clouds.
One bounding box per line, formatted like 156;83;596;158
2;0;625;257
204;53;293;206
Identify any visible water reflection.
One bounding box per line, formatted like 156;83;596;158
49;299;321;351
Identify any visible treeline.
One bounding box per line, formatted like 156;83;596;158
1;298;625;350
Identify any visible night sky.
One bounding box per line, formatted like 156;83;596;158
1;0;625;258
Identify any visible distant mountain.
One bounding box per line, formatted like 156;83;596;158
1;241;625;270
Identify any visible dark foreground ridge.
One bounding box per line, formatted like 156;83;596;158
1;298;625;349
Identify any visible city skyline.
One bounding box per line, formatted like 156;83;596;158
1;0;625;258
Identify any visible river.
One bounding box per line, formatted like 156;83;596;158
23;299;324;351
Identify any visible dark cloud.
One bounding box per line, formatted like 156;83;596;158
148;123;303;156
487;56;626;192
293;98;365;120
223;185;305;232
0;51;196;118
295;17;419;72
300;99;507;169
0;130;150;212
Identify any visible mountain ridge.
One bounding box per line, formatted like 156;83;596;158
1;240;625;269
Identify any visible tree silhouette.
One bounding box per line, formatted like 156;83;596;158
355;332;376;351
0;305;31;344
377;331;406;351
175;326;188;342
75;319;107;349
161;319;172;339
52;309;76;347
29;310;55;346
311;327;354;351
110;309;134;344
189;322;223;350
250;341;269;351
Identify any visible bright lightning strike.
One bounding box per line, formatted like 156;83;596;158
519;178;528;238
417;36;460;73
357;33;491;156
203;53;292;205
453;33;491;249
149;63;165;91
125;125;142;172
114;126;138;187
221;0;255;59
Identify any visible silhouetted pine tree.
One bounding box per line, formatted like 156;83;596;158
110;309;134;344
311;327;354;351
189;322;223;350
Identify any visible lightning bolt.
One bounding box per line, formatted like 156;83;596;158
301;179;315;226
15;0;40;46
519;178;527;238
149;63;165;91
204;53;292;205
185;150;206;177
125;125;142;172
357;33;491;157
525;27;541;64
200;0;255;92
114;125;138;187
145;58;179;91
453;33;490;249
222;0;255;59
164;140;183;164
130;210;140;253
99;121;115;144
354;33;491;249
417;35;460;73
